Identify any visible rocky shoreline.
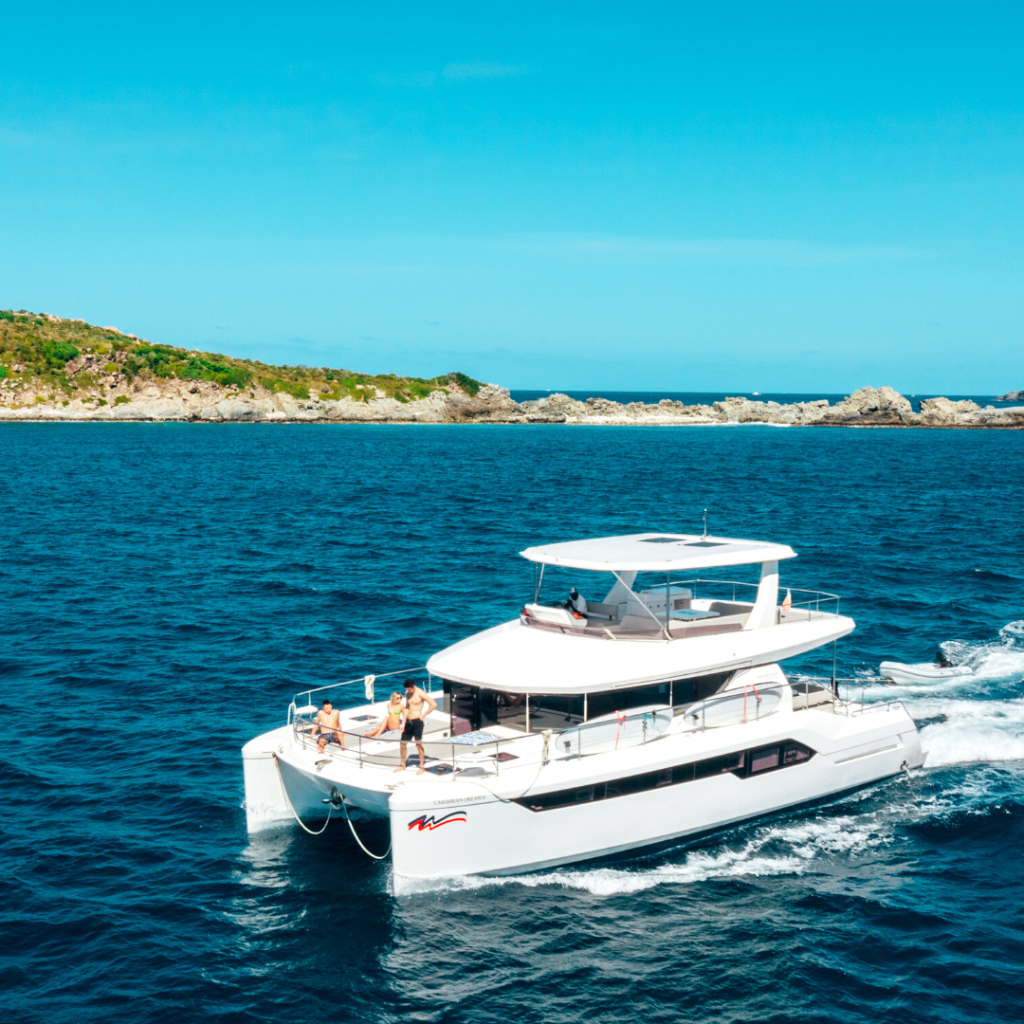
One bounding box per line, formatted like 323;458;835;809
1;376;1022;428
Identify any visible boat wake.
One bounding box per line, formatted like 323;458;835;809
913;696;1024;766
861;618;1024;767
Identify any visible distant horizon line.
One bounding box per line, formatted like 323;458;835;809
507;388;1019;398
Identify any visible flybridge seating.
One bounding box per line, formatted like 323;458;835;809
518;532;840;641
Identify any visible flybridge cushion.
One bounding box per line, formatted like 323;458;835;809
523;604;584;627
448;731;502;746
583;602;623;622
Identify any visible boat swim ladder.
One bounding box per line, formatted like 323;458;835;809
273;754;392;860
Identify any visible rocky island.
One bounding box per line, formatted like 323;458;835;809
2;309;1022;428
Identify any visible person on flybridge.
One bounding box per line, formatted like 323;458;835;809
564;587;587;617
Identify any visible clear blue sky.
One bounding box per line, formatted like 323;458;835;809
2;2;1022;393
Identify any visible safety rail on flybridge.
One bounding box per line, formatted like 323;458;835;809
521;578;842;640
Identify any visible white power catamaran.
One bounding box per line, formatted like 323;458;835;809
243;532;924;878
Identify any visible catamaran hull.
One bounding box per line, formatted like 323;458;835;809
244;697;924;880
389;712;924;879
242;726;392;833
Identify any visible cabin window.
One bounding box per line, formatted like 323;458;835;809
671;672;732;706
749;746;781;774
783;740;814;764
445;681;478;732
513;739;817;812
529;693;585;730
604;773;651;799
694;750;746;780
478;689;529;731
587;682;671;720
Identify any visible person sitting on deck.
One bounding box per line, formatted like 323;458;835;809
311;699;345;753
394;678;438;775
935;650;953;668
564;587;587;618
365;692;406;738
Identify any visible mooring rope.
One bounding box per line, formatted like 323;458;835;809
273;754;391;859
339;796;392;860
274;754;334;835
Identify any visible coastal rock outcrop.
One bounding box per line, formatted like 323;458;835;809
5;309;1021;428
819;386;913;424
5;378;1023;428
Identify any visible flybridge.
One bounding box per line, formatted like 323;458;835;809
423;531;851;693
519;533;798;572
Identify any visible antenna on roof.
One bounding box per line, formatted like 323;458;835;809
702;508;709;540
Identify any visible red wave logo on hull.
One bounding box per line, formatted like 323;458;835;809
407;812;467;831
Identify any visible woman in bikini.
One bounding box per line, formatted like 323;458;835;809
365;692;405;738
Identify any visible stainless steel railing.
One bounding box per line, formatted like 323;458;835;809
289;666;433;725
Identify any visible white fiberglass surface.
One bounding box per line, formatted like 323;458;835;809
519;532;796;572
426;613;854;692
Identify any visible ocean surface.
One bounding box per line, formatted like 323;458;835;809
2;422;1022;1024
510;390;1024;412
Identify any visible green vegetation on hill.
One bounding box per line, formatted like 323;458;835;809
0;310;483;401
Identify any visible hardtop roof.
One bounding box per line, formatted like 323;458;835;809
519;532;797;573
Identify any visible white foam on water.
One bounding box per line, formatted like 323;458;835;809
759;815;891;858
876;619;1024;767
392;810;896;897
393;845;807;897
914;697;1024;767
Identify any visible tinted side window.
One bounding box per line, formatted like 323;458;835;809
478;690;528;731
694;750;746;780
523;784;603;812
446;682;478;731
529;693;585;730
749;746;781;774
587;682;670;720
783;740;814;764
671;672;731;705
605;773;653;799
513;739;819;812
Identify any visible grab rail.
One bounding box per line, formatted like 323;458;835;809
289;702;680;778
289;666;431;723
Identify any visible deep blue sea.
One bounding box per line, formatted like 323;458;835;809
2;423;1023;1024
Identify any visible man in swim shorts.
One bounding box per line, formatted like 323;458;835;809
312;699;344;754
394;678;437;775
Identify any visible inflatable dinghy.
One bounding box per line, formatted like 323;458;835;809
879;661;973;684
